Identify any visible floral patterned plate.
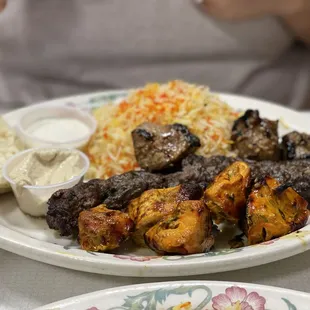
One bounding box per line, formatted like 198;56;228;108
34;281;310;310
0;90;310;277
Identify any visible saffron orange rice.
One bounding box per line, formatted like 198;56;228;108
86;80;238;179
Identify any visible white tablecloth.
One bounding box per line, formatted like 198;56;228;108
1;111;310;310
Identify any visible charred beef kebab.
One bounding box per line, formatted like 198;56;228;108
46;113;310;253
46;171;165;236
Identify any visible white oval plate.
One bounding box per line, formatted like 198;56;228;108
35;281;310;310
1;90;310;277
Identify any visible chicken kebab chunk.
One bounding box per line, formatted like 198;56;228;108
145;200;214;255
246;176;309;245
204;161;250;224
128;183;203;246
78;205;134;252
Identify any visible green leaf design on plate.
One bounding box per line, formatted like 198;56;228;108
282;298;297;310
88;92;128;109
63;243;79;250
107;285;212;310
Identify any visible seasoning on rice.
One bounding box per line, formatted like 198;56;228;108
86;80;238;179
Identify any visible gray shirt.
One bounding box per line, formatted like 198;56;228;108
0;0;309;111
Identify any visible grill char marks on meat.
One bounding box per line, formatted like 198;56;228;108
246;176;308;245
99;171;166;210
132;122;200;171
231;110;280;161
250;159;310;203
144;200;214;255
204;161;251;224
282;131;310;160
165;154;236;189
177;183;203;201
128;183;204;246
78;205;134;252
47;171;166;236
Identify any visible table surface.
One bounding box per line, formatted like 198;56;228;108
1;110;310;310
1;249;310;310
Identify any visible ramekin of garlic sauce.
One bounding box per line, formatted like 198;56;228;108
16;106;97;149
2;148;89;217
26;118;90;144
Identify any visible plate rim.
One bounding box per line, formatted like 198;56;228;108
1;90;310;277
34;280;310;310
0;222;309;277
4;89;309;123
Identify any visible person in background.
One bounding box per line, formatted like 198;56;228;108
0;0;309;113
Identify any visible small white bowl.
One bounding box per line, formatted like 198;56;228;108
16;106;97;149
2;148;90;217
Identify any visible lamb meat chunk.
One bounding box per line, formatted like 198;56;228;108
282;131;310;160
231;110;280;161
132;122;200;171
47;171;166;236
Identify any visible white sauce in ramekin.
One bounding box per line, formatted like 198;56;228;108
26;118;90;143
16;106;97;149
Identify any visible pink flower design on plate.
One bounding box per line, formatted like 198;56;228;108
212;286;266;310
258;240;276;246
113;254;161;262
